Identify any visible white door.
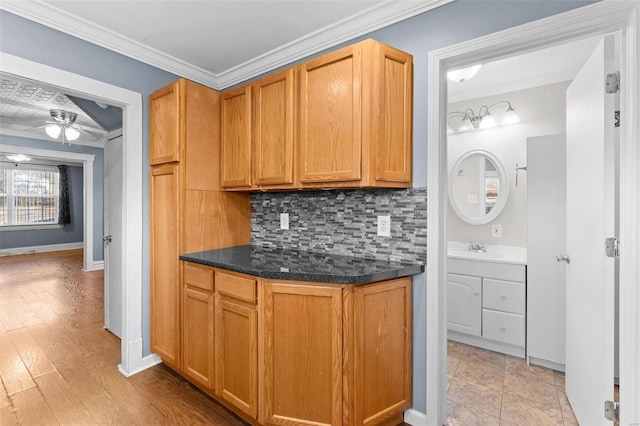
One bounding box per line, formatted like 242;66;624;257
565;36;616;425
104;134;123;338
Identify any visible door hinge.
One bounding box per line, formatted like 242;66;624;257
606;71;620;94
605;237;620;258
604;400;620;422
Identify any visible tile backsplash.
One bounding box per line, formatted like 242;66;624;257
251;188;427;264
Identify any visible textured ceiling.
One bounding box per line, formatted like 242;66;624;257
0;77;108;146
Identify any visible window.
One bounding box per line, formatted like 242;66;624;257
0;167;59;227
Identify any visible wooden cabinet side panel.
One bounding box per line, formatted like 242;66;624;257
298;45;362;184
221;85;252;188
149;164;181;367
183;286;214;390
149;81;182;165
261;283;343;426
185;80;221;191
215;296;258;419
253;69;295;186
371;44;413;185
354;278;412;426
183;190;250;253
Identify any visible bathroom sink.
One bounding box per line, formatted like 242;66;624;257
447;242;527;265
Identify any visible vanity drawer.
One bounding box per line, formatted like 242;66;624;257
447;258;525;283
215;271;257;304
482;309;525;347
482;279;525;314
184;262;214;292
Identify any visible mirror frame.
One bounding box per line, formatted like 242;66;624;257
448;149;510;225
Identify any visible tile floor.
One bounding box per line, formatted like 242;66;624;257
446;340;579;425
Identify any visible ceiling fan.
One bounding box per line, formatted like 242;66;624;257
45;109;81;145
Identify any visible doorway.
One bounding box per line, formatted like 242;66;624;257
426;2;640;425
0;51;153;376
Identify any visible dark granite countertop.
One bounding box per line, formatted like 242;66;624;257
179;245;424;284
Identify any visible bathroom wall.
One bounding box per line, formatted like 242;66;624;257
447;81;570;247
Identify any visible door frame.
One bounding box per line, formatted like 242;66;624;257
426;2;640;425
0;52;159;377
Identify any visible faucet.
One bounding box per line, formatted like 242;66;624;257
468;242;486;252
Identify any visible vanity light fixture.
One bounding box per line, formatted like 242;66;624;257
45;109;80;145
447;101;520;134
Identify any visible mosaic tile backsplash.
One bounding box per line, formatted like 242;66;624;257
251;188;427;264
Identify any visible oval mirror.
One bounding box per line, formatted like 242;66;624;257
448;150;509;225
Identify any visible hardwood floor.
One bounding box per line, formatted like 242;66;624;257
0;250;247;425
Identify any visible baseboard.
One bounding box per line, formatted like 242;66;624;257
118;353;162;377
404;409;427;426
0;242;83;257
527;356;565;372
84;260;104;271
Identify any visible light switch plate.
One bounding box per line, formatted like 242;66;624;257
377;215;391;237
467;194;478;204
492;224;502;238
280;213;289;230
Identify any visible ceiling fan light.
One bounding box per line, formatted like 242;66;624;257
46;124;61;139
501;106;520;125
65;127;80;141
447;64;483;83
479;113;497;129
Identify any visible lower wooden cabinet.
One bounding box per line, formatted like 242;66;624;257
177;262;412;426
260;282;344;426
215;273;258;419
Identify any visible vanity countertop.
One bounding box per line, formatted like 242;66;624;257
180;245;424;284
447;242;527;265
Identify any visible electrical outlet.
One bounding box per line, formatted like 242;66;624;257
467;194;478;204
280;213;289;230
377;215;391;237
492;224;502;238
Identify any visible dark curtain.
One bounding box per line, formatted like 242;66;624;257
58;165;71;225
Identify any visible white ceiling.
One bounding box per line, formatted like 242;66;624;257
447;35;603;103
1;0;452;89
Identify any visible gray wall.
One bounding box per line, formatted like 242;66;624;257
0;134;103;259
0;1;592;414
0;161;83;249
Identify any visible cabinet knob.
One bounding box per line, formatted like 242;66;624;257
500;296;506;300
500;327;507;332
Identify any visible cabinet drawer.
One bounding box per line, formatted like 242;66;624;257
482;279;525;314
215;271;256;304
482;309;525;347
184;263;214;292
447;258;526;283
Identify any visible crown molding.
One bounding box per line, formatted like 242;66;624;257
1;0;453;90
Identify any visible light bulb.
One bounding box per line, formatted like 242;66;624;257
501;106;520;125
45;125;61;139
65;127;80;141
458;117;473;133
447;122;454;135
479;113;497;129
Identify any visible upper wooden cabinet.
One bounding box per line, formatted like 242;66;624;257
150;83;181;165
221;68;295;190
299;39;413;188
221;38;413;191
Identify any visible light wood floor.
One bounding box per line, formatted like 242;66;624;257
0;250;246;425
446;340;578;425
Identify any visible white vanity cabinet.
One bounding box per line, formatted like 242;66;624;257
447;257;527;357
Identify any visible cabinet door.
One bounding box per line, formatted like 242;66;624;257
183;286;214;389
150;80;182;165
215;295;257;419
446;273;482;336
261;283;343;426
221;84;252;189
150;164;181;367
253;68;295;187
371;42;413;184
354;278;412;426
298;44;362;184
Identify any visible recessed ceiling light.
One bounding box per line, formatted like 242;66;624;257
447;64;483;82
